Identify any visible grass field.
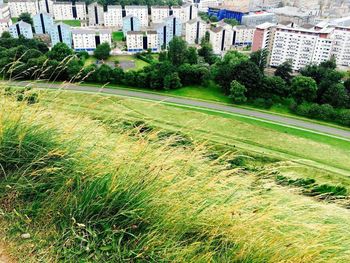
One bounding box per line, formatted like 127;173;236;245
1;87;350;262
56;20;81;27
83;55;149;71
112;31;124;41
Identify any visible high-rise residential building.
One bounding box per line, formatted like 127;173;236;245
49;22;72;48
152;15;182;50
75;2;87;20
331;27;350;67
122;15;141;35
126;30;159;53
52;1;86;21
231;25;255;47
0;18;12;34
72;28;112;52
9;20;33;38
209;22;233;54
104;5;123;28
184;17;207;44
171;4;198;23
38;0;53;14
151;6;170;23
0;3;10;19
252;22;276;54
196;0;223;12
125;5;148;27
33;12;53;34
88;2;104;26
8;0;39;17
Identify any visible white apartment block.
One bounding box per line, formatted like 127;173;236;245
75;2;87;20
125;5;148;27
52;2;72;20
104;5;122;28
146;30;159;52
0;4;10;19
88;2;104;26
232;25;255;47
151;6;169;23
209;23;233;54
38;0;53;13
8;0;39;17
171;4;197;24
126;30;159;53
9;20;33;38
270;24;334;70
0;18;12;34
184;18;207;44
196;0;223;12
331;27;350;67
72;28;112;53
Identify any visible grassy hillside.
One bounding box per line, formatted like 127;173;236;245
1;87;350;262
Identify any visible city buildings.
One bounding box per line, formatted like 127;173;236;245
241;12;276;27
38;0;53;14
126;30;159;53
0;3;10;19
209;23;233;54
232;25;255;47
8;0;39;17
124;5;148;27
122;15;141;35
0;18;12;34
52;1;86;21
271;6;318;25
207;7;247;23
9;20;33;38
72;28;112;52
162;15;182;47
171;4;198;23
184;17;207;44
104;5;123;28
33;12;54;34
331;26;350;67
88;2;104;26
49;21;72;47
151;6;169;23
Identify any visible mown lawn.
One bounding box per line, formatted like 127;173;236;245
57;20;81;27
112;31;124;41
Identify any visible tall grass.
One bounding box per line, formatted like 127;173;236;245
1;88;350;262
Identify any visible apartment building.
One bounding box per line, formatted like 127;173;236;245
9;20;33;38
0;3;10;19
72;28;112;52
104;5;123;28
125;5;148;27
52;1;86;21
88;2;104;26
232;25;255;47
171;4;197;24
196;0;223;12
269;24;334;70
0;18;12;34
331;27;350;67
8;0;39;17
151;6;169;23
126;30;159;53
122;15;141;35
49;22;72;47
241;12;276;27
33;12;53;34
38;0;53;14
252;22;276;53
209;23;233;54
184;17;207;44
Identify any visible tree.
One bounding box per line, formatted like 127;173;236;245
223;18;239;26
275;60;293;84
198;37;215;64
262;76;288;98
232;60;263;97
186;47;198;64
48;42;73;62
229;80;247;103
345;78;350;93
1;31;11;38
321;83;348;108
291;76;318;103
209;16;218;22
158;51;167;61
164;72;182;89
94;42;111;60
250;49;269;73
18;12;33;26
168;36;187;67
95;64;113;83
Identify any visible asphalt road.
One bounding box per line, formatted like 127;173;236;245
9;81;350;140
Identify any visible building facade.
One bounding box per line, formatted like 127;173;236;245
72;28;112;52
38;0;53;14
331;27;350;67
209;23;233;54
122;15;141;35
231;25;255;47
184;17;207;44
0;18;12;34
8;0;39;17
125;5;148;27
151;6;169;23
241;12;276;27
52;1;86;21
50;22;72;47
0;3;10;19
33;12;53;34
104;5;123;28
88;2;104;26
9;20;33;38
126;30;159;53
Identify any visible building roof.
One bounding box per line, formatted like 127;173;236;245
16;20;31;27
211;26;223;33
256;22;276;29
72;28;112;34
187;17;206;25
54;1;72;5
151;6;169;9
127;31;144;35
147;30;157;34
125;5;147;9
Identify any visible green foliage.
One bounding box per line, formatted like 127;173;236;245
223;18;239;26
229;80;247;103
198;36;216;64
274;60;293;84
250;49;269;73
94;42;111;60
291;76;318;103
187;47;198;64
164;72;182;89
18;12;33;26
167;36;187;66
48;42;74;62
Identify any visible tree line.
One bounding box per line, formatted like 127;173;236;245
0;32;349;127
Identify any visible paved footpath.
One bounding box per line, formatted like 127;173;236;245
8;81;350;140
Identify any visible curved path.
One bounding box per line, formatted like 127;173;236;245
9;81;350;140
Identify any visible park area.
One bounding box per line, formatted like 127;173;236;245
84;54;150;71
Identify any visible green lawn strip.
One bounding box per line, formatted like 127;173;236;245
39;90;350;174
56;20;81;27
